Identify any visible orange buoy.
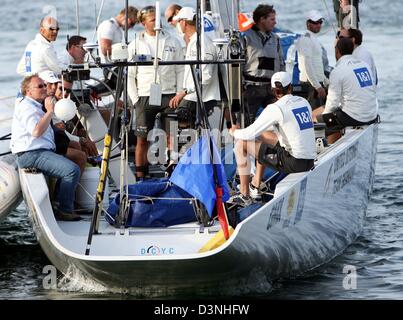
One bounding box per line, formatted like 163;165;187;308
238;12;254;32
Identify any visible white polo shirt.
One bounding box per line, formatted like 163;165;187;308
183;33;220;103
234;94;316;160
324;55;378;122
10;97;55;154
16;33;63;76
97;18;124;63
297;30;326;89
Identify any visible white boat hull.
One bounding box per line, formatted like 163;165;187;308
0;96;22;222
21;125;377;293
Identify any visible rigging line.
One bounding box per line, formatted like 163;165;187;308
322;0;338;36
77;182;110;216
92;0;106;41
223;0;232;30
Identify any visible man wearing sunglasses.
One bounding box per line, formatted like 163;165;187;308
17;16;63;76
59;35;87;69
296;10;328;110
10;75;81;221
97;6;138;63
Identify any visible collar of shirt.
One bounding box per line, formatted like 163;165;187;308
36;33;51;44
23;96;44;109
336;54;353;67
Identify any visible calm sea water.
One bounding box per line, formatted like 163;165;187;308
1;0;403;300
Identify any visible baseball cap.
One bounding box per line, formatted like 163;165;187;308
271;72;292;88
306;10;324;22
39;71;60;84
173;7;196;21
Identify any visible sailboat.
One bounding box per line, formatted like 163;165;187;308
17;0;378;294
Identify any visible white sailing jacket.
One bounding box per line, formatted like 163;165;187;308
324;55;378;123
296;30;326;89
183;33;221;102
234;94;316;160
127;30;184;105
16;33;63;76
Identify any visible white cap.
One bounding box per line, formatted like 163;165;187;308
173;7;196;22
271;72;292;88
306;10;324;22
39;71;60;84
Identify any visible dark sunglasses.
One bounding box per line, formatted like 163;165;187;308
58;86;72;94
309;20;323;25
167;15;175;23
44;26;60;31
33;84;46;89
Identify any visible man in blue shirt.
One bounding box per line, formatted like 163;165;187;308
10;74;81;221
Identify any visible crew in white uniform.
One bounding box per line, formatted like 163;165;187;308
97;6;138;63
338;28;378;86
127;5;184;178
16;16;63;76
168;7;220;127
297;10;328;109
229;72;316;206
314;38;378;142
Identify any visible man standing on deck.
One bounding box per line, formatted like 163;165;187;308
228;72;316;207
242;4;285;126
313;38;378;143
10;74;81;221
127;6;184;179
168;7;221;128
16;16;63;76
296;10;328;110
97;6;138;63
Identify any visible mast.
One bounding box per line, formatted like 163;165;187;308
75;0;80;35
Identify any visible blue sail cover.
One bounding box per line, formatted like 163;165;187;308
106;178;197;227
170;136;230;216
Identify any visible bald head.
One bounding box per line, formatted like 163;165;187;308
40;16;59;42
165;4;182;25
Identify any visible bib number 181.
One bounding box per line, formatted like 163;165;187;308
292;106;313;131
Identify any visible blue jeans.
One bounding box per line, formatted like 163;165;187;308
17;149;80;213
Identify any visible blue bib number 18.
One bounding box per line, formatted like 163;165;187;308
354;67;373;87
292;106;313;131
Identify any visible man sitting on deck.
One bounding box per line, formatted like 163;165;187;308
313;37;378;143
228;72;316;207
10;75;81;221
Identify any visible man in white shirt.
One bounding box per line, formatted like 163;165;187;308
297;10;328;110
168;7;220;127
97;6;138;63
127;6;184;178
314;38;378;142
16;16;63;76
338;28;378;86
228;72;316;206
59;35;87;69
10;75;81;221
